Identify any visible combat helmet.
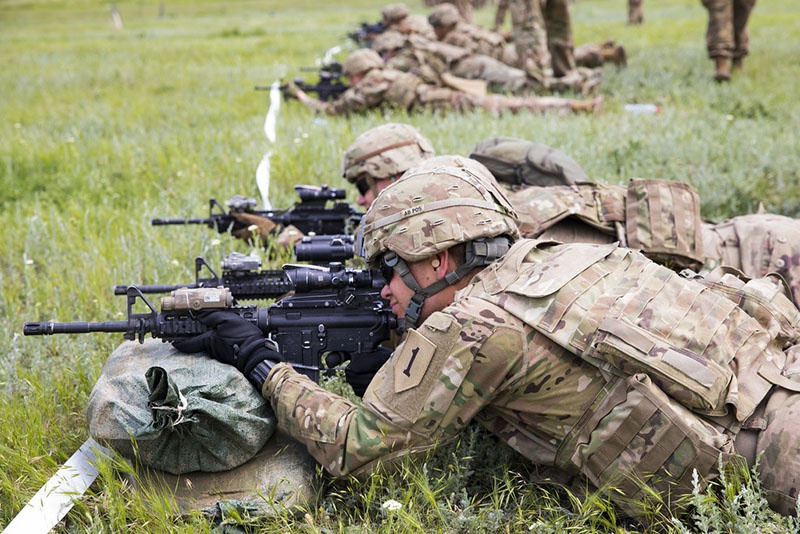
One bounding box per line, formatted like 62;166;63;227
407;154;495;180
382;3;409;24
428;3;461;28
342;49;384;78
342;123;435;188
373;30;407;55
359;165;519;325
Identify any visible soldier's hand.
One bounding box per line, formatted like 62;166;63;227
231;212;277;243
283;80;302;99
172;310;283;380
345;347;392;398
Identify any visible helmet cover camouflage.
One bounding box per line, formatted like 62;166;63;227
342;49;384;78
428;3;460;28
382;3;409;23
408;154;495;180
342;122;435;183
359;164;520;264
372;30;407;53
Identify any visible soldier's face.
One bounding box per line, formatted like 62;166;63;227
380;252;452;323
355;176;396;208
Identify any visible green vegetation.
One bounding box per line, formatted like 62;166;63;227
1;0;799;531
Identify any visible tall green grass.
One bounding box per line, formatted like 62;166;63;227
1;0;799;531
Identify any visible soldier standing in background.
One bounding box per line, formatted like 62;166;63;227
701;0;756;82
628;0;643;24
382;3;437;40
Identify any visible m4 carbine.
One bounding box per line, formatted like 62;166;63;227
257;62;349;102
25;264;396;384
151;184;363;237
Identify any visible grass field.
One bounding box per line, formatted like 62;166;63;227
2;0;800;531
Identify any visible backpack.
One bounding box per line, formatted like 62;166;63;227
468;136;590;187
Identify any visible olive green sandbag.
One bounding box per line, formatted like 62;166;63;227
86;339;276;475
468;137;589;187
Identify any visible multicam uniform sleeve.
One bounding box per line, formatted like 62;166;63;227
264;298;526;477
297;70;391;116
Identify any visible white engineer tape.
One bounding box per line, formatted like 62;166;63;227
2;438;111;534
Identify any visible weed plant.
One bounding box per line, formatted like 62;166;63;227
1;0;799;531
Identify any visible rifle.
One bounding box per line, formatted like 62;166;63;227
151;184;363;237
257;62;349;102
348;20;387;46
112;247;360;299
25;264;396;383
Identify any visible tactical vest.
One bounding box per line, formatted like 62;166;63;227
468;239;800;514
506;179;705;270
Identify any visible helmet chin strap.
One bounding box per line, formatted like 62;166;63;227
384;236;513;328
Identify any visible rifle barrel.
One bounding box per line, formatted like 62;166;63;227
151;217;210;225
24;321;131;335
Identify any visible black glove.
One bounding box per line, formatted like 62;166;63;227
172;310;282;388
345;347;392;398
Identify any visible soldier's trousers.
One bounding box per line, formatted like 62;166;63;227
451;55;530;93
540;0;576;77
701;0;756;59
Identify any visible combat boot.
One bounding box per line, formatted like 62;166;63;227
714;57;731;82
732;57;744;72
601;44;627;68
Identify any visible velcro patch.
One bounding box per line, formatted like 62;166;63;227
394;329;436;393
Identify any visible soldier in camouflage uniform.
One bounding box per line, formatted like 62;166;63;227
373;30;541;94
341;122;435;208
381;3;436;40
176;165;800;518
228;122;434;250
701;0;756;82
429;3;608;95
284;48;604;116
628;0;644;24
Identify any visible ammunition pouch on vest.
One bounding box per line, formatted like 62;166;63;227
556;373;736;517
625;178;705;270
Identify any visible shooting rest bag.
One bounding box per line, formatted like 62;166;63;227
87;339;276;474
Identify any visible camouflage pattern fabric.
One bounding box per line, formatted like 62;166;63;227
503;181;800;309
540;0;576;77
440;21;509;61
508;183;625;238
265;238;800;517
300;66;595;115
701;213;800;307
386;34;531;93
701;0;756;59
87;339;276;475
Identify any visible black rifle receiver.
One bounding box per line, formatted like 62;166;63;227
257;62;349;102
